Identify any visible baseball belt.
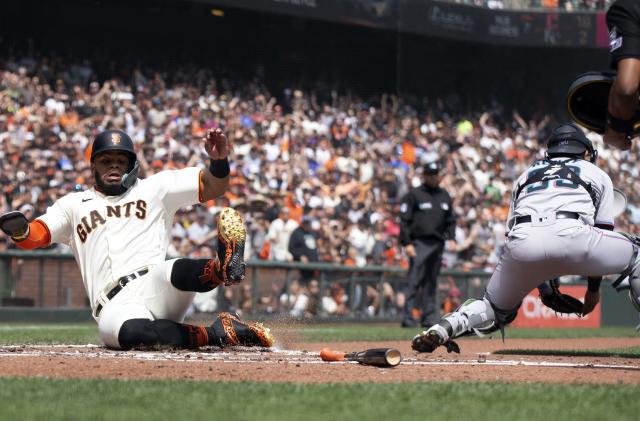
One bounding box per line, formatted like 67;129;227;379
93;268;149;318
514;211;580;226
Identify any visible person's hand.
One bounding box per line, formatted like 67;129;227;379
581;289;600;316
603;128;633;150
300;255;309;263
203;128;230;160
404;244;416;258
445;240;457;252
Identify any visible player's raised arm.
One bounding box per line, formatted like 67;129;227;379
200;128;231;201
605;58;640;149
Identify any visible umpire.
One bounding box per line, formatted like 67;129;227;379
400;161;455;328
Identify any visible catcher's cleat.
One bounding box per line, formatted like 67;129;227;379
211;312;275;348
215;207;246;285
411;325;460;354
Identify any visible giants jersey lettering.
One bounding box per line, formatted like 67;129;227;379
508;158;615;229
38;167;202;308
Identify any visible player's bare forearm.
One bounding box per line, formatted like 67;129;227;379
609;58;640;117
605;58;640;149
200;128;231;201
201;170;229;201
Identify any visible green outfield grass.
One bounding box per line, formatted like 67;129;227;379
1;323;639;420
495;347;640;358
293;324;640;342
0;378;638;421
0;322;638;345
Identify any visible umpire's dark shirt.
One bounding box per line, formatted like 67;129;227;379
399;184;455;246
607;0;640;68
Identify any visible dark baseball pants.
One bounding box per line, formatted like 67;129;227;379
403;238;445;326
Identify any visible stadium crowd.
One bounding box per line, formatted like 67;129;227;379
1;54;639;317
448;0;611;10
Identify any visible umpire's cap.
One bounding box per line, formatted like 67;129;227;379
423;161;441;174
90;130;140;190
547;123;597;163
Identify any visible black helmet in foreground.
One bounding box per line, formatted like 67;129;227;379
91;130;139;191
547;123;597;163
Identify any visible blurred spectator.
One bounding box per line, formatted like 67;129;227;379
267;208;299;261
279;279;309;318
305;279;321;317
348;218;376;267
288;216;319;282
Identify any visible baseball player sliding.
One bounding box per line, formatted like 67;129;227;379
0;128;274;350
412;123;640;353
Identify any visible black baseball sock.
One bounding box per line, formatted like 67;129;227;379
170;258;222;292
118;319;210;349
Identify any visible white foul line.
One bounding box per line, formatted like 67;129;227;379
0;346;638;371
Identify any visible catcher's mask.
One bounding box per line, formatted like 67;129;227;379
546;123;597;163
90;130;139;192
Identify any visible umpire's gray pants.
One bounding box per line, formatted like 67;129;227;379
486;219;635;310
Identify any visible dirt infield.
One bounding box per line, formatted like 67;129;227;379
1;337;640;384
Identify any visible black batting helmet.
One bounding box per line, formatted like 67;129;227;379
90;130;139;190
547;123;597;163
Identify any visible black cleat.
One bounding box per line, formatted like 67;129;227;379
215;207;246;285
210;312;274;348
411;325;460;354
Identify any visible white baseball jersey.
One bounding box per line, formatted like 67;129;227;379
508;157;616;230
38;167;202;309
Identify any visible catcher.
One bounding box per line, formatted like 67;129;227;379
0;128;274;350
412;123;640;353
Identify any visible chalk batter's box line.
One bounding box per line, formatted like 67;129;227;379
1;346;639;371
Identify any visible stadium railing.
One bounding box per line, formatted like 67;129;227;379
0;250;490;320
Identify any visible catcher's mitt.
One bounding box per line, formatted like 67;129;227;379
0;211;29;241
538;278;583;315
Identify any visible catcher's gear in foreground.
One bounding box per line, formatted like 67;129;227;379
567;71;640;136
412;297;518;353
0;211;29;241
412;326;460;354
546;122;598;163
210;312;274;348
537;278;584;315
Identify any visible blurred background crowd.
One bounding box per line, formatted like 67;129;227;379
2;52;639;317
448;0;612;10
3;54;638;269
1;0;637;321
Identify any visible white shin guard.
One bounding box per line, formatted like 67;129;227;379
440;298;497;341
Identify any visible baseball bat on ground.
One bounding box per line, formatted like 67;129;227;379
320;347;402;367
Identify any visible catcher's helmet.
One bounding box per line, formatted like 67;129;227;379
547;123;597;163
90;130;139;190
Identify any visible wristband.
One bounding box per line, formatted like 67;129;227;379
606;112;634;135
587;277;601;293
209;158;230;178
